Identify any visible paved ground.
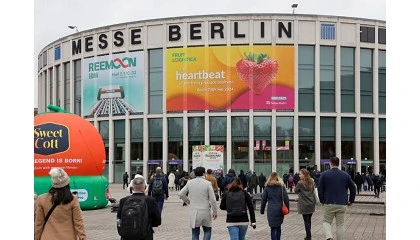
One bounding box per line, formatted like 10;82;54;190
83;184;386;240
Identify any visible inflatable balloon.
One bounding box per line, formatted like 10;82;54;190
34;105;109;210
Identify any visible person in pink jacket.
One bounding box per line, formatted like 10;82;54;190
34;167;86;240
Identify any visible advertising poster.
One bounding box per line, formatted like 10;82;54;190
82;52;144;116
166;46;294;111
192;145;203;170
192;145;224;171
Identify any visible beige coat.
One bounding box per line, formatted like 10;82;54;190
34;193;86;240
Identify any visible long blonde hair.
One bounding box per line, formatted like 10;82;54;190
299;169;315;190
266;172;284;186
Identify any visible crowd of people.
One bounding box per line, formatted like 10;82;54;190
34;156;382;240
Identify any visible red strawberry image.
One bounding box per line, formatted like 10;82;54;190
235;52;279;94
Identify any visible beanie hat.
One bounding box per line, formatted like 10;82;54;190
49;167;70;188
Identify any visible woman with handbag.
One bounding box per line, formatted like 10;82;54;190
34;168;86;240
294;168;317;240
260;172;290;240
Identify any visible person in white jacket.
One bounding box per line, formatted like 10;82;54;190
179;166;218;240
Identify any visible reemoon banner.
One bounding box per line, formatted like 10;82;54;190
166;46;294;111
82;52;144;116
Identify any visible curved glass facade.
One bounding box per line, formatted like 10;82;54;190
37;14;386;182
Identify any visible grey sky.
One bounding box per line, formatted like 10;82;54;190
34;0;386;107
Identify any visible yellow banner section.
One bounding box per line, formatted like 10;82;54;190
166;46;294;110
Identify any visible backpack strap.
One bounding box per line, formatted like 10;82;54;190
43;202;58;228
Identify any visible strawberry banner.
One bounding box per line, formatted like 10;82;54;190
166;46;294;111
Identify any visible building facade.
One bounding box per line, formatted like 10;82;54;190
37;14;386;183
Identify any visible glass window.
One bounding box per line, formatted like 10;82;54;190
341;118;355;159
188;117;205;170
130;119;143;170
149;118;163;161
74;60;82;116
276;117;293;175
379;119;386;161
378;28;386;44
341;47;355;112
254;117;271;175
56;65;61;107
299;117;315;168
114;120;125;142
320;46;335;112
232;117;249;171
361;118;374;161
360;26;375;43
320;23;336;40
378;50;386;114
360;49;373;113
148;49;163;114
49;68;53;105
168;117;183;170
209;117;227;141
320;117;336;160
64;62;70;111
54;45;61;61
298;45;315;112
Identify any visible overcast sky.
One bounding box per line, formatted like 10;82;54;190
34;0;386;107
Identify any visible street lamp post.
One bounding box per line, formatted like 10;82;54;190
68;26;79;33
291;3;298;14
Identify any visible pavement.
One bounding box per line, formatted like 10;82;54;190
82;183;386;240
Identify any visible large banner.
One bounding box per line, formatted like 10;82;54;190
166;46;294;111
82;52;144;116
192;145;224;171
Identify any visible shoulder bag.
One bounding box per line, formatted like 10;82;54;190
43;202;58;228
281;186;289;215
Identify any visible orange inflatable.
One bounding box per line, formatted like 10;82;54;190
34;110;106;176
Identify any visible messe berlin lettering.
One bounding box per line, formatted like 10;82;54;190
72;21;293;55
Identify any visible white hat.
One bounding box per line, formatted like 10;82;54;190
49;167;70;188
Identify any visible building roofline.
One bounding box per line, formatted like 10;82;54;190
39;13;385;56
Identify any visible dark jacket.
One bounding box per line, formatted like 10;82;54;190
222;173;235;190
147;174;169;198
355;174;364;185
260;185;289;227
318;168;356;205
220;189;256;224
117;193;161;240
238;172;248;188
258;174;267;187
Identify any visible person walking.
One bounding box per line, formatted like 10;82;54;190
260;172;290;240
148;167;169;216
174;170;181;191
318;156;356;240
258;172;267;193
294;168;316;240
238;169;248;189
287;174;294;193
372;174;383;198
248;171;259;194
179;166;218;240
354;172;364;195
128;170;148;194
123;171;129;189
220;177;256;240
34;167;87;240
168;171;176;191
205;169;220;201
222;169;236;191
117;176;161;240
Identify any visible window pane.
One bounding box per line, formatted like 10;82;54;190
341;47;354;113
298;45;315;112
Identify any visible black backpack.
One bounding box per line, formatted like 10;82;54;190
152;177;164;195
226;191;247;217
118;195;150;239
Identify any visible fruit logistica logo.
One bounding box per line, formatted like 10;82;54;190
88;57;137;72
34;123;70;155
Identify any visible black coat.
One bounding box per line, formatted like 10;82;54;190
117;193;161;240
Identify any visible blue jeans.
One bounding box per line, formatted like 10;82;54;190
192;226;212;240
270;226;281;240
227;225;248;240
153;195;165;216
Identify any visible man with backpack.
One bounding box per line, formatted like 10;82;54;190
147;167;169;216
117;177;161;240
